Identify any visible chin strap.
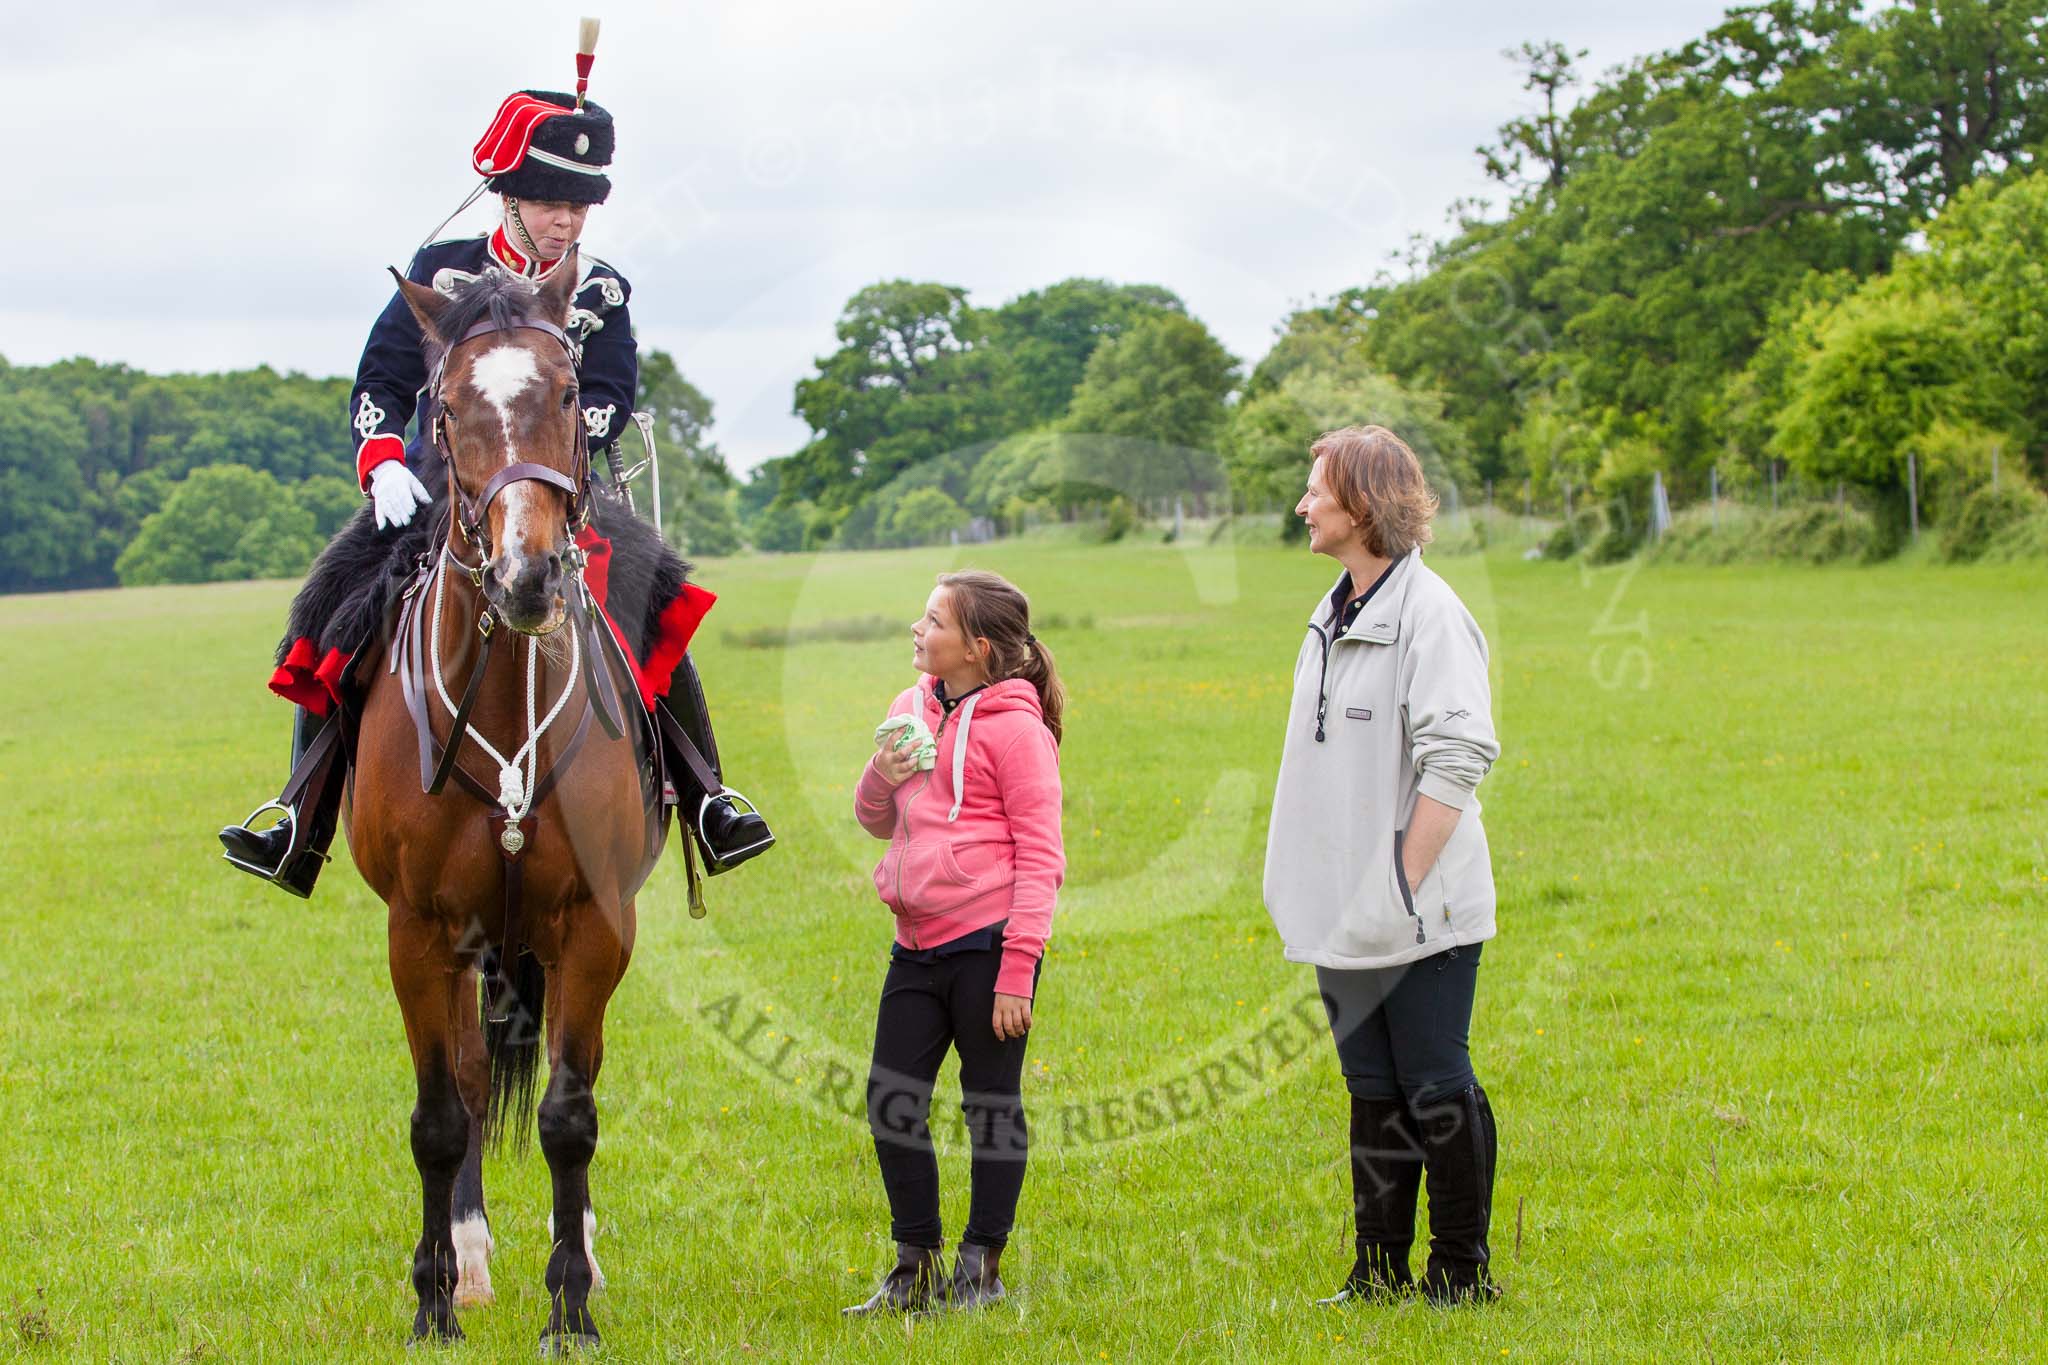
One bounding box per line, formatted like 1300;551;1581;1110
503;199;548;277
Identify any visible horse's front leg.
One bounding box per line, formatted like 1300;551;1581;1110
451;960;495;1308
536;910;626;1355
390;905;468;1344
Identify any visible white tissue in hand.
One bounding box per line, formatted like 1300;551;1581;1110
874;713;937;770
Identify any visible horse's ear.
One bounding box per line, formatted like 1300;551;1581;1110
536;245;581;327
389;267;454;348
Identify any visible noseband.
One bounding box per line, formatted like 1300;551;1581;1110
428;315;593;556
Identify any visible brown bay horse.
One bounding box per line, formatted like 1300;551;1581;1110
345;252;664;1352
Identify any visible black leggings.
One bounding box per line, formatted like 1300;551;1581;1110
864;942;1039;1249
1316;943;1482;1108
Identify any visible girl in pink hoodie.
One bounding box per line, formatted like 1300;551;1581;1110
842;570;1066;1318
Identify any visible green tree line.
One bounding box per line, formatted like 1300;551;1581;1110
0;349;741;591
1350;0;2048;550
744;0;2047;556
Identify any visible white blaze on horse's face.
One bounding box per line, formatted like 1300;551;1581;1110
468;345;540;465
466;342;561;625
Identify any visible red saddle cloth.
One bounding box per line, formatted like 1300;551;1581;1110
269;525;715;717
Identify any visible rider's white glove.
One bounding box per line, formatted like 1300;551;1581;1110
368;462;433;531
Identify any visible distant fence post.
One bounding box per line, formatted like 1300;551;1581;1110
1907;451;1919;539
1650;470;1671;541
1710;467;1720;531
1992;444;2001;491
1770;460;1779;511
1837;481;1846;528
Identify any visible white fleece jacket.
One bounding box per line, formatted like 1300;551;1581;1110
1261;548;1502;970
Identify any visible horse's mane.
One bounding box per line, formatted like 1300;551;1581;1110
433;267;556;351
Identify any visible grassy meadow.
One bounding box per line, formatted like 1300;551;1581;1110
2;533;2044;1362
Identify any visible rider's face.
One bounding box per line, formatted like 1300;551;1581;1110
505;198;590;259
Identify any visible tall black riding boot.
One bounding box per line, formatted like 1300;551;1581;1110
1416;1083;1502;1305
1317;1094;1423;1305
656;652;773;875
218;705;345;899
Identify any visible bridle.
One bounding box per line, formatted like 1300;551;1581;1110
427;314;593;564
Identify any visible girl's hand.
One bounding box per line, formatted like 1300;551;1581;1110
872;734;920;787
992;992;1032;1041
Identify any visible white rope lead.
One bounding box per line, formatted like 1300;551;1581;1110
429;549;581;825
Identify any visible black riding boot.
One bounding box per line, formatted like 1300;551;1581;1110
218;705;345;899
1317;1094;1423;1305
1417;1083;1502;1305
656;652;773;874
841;1243;945;1316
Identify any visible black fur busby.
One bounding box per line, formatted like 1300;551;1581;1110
482;90;614;205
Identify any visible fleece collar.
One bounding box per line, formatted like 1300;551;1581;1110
1312;547;1420;643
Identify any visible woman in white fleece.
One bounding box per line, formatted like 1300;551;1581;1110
1262;426;1504;1307
843;570;1066;1317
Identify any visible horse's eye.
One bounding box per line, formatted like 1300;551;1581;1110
561;391;576;410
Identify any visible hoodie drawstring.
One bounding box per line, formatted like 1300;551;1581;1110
946;693;980;822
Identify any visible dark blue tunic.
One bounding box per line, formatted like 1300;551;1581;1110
346;233;638;483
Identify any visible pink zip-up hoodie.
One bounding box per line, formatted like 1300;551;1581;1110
854;675;1064;999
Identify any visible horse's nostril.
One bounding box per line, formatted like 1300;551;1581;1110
547;552;562;576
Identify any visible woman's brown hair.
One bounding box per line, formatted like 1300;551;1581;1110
936;570;1065;744
1310;424;1439;559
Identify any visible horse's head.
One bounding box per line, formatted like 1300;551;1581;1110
392;253;589;635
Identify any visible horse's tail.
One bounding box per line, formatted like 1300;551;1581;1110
481;947;546;1152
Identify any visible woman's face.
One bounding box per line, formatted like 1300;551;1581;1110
1295;454;1361;557
911;587;985;681
505;197;591;259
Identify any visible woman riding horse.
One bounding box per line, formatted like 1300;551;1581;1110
219;83;771;893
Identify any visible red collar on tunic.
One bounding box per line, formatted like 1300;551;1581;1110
489;225;565;279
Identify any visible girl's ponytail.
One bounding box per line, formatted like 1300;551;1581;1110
1015;632;1065;745
936;570;1065;744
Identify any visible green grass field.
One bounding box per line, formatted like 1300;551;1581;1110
3;538;2044;1362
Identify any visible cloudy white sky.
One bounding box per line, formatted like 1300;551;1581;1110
11;0;1734;471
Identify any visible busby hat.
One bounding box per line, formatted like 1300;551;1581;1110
473;90;614;204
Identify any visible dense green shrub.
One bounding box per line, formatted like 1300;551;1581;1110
1984;505;2048;561
1939;482;2048;562
1542;507;1603;559
1646;501;1880;564
749;500;811;553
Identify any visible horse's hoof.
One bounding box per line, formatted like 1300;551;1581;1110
407;1324;465;1349
453;1285;495;1309
538;1331;601;1357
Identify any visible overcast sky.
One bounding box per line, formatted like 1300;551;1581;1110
10;0;1734;472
